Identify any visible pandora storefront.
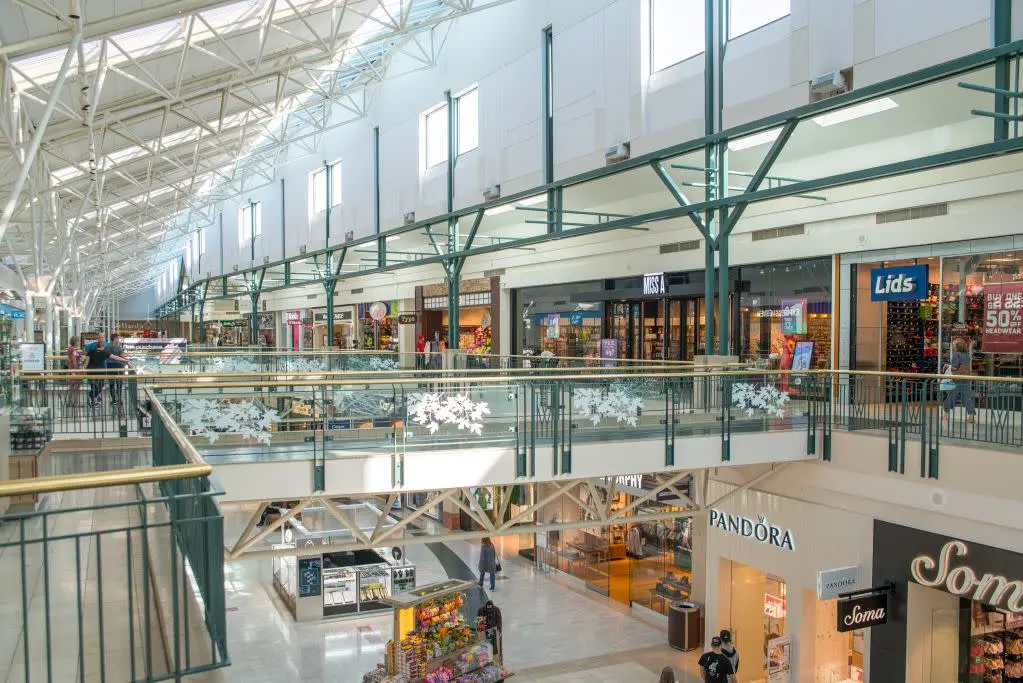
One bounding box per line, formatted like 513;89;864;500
871;520;1023;683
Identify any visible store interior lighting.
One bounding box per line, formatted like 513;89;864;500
812;97;898;127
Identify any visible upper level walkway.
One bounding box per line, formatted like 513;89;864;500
18;352;1023;498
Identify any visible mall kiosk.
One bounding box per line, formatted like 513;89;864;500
361;580;513;683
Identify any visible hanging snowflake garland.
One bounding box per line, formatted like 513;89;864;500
179;398;281;445
573;385;644;427
730;383;790;418
209;357;261;374
286;357;326;373
406;392;490;436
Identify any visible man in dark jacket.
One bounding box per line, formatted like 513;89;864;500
477;600;502;662
719;630;739;675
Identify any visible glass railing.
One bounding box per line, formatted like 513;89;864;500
0;391;227;682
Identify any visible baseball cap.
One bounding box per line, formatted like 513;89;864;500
711;636;722;647
720;630;732;643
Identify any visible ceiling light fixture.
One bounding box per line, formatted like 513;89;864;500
484;194;547;217
812;97;898;127
728;128;781;152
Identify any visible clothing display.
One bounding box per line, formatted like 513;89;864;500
626;526;642;556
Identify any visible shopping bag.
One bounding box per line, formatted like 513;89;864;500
939;367;955;392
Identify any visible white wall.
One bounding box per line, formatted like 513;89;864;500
119;287;158;319
177;0;997;293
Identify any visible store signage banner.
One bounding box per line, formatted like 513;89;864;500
817;565;861;600
599;338;618;367
837;591;889;632
709;508;795;550
910;539;1023;613
298;557;322;598
643;272;666;296
397;313;417;325
779;298;807;334
546;314;560;339
983;282;1023;353
869;264;929;301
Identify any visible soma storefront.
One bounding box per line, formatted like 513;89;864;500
871;520;1023;683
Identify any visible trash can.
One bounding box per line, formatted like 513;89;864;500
668;601;702;652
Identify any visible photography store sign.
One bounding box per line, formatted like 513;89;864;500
709;509;795;551
837;589;890;632
983;282;1023;353
869;264;928;302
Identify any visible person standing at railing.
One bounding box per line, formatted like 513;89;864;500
943;338;977;423
66;337;83;408
105;333;127;405
85;336;131;408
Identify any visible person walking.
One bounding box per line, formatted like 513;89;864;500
943;338;976;423
66;337;83;408
477;537;500;591
105;333;127;405
719;630;739;676
476;599;503;661
658;667;677;683
697;636;736;683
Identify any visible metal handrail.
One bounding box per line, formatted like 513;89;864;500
0;388;210;497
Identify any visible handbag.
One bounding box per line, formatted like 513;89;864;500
496;559;502;573
939;366;955;392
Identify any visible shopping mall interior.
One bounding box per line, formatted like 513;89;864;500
2;1;1023;682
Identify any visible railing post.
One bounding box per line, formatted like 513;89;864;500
664;378;675;467
720;374;731;462
561;382;572;475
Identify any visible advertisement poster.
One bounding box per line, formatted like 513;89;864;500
791;341;814;371
19;343;45;372
546;314;560;339
599;338;619;367
764;594;787;619
298;557;322;598
983;282;1023;353
780;298;807;335
767;635;792;682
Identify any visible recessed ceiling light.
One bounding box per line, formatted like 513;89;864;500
484;194;547;216
728;128;781;152
812;97;898;127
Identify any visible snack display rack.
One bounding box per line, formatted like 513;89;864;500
362;580;512;683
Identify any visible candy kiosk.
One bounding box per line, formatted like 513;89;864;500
362;580;513;683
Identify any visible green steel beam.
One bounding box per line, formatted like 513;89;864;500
157;39;1023;312
650;161;707;236
993;0;1013;141
723;119;798;236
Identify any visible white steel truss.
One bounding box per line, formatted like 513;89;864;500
0;0;519;304
223;467;792;562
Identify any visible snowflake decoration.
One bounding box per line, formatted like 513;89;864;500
573;385;644;427
406;392;490;436
332;388;397;417
345;355;400;371
731;383;790;418
179;398;281;445
209;357;260;374
286;357;326;372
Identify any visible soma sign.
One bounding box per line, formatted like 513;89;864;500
837;591;889;632
911;540;1023;613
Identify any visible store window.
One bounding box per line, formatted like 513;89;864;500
650;0;705;72
423;87;479;169
239;201;262;245
722;561;788;682
738;258;833;370
729;0;790;39
852;251;1023;377
515;282;602;358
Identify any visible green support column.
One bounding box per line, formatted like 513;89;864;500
325;284;335;348
249;293;260;346
447;264;460;350
190;304;197;344
198;300;206;343
321;248;345;348
993;0;1013;140
717;140;730;356
702;0;718;354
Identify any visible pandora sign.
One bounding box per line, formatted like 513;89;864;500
910;540;1023;613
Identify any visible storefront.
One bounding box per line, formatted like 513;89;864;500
537;476;694;618
701;482;873;682
357;301;402;351
844;243;1023;376
206;319;248;346
416;277;499;355
310;307;354;348
281;310;313;351
871;520;1023;683
115;320;159;338
513;258;833;366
